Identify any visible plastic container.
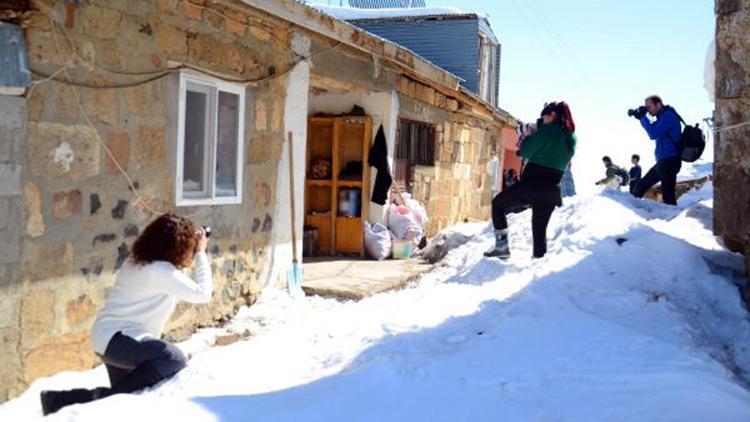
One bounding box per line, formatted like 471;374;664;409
391;238;414;260
338;188;361;217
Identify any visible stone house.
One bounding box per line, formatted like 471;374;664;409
0;0;516;400
714;0;750;299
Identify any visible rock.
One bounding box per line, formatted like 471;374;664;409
420;231;472;264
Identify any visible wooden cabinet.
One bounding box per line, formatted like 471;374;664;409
305;116;371;256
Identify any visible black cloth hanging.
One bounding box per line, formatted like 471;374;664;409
368;125;392;205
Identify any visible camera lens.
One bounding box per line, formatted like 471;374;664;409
203;225;212;238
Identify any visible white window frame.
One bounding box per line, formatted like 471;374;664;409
176;72;246;206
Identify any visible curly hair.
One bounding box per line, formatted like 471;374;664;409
130;213;198;269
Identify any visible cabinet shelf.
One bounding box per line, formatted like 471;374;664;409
304;115;371;257
306;179;332;187
337;180;363;188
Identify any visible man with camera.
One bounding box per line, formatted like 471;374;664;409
628;95;682;205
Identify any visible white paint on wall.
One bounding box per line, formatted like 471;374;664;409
52;141;74;173
308;89;400;224
265;60;310;290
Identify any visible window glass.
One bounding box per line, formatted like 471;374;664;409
216;91;240;197
183;89;209;195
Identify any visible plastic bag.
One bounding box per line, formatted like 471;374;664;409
364;221;392;261
400;193;428;228
387;205;423;242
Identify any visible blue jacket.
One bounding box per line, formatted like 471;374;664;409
629;165;641;182
640;107;681;160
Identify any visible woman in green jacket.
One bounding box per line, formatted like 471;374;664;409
485;101;577;259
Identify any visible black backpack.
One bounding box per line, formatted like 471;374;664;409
613;166;630;187
666;106;706;162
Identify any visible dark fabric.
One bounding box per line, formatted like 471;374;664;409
102;332;187;392
531;205;556;258
39;332;187;415
629;165;642;181
491;163;564;257
629;165;642;194
368;125;392;205
633;157;682;205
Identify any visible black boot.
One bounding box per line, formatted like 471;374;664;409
483;229;510;259
40;387;111;415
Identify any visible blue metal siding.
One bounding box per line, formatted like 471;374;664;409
353;19;481;93
348;0;426;7
0;22;31;90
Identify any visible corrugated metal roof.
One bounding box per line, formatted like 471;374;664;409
348;0;425;8
354;18;481;93
0;22;30;93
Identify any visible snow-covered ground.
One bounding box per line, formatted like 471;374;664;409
2;183;749;421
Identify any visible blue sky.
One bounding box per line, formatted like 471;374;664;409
429;0;716;190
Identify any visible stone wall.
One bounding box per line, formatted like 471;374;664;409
714;0;750;290
397;76;507;236
1;0;302;400
0;95;27;399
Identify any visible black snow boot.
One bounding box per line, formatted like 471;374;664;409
483;229;510;259
40;387;111;416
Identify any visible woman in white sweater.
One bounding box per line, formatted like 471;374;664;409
41;213;213;415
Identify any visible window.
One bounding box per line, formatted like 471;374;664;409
177;73;245;206
394;119;436;193
478;34;497;106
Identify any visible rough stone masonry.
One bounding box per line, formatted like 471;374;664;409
0;0;300;400
714;0;750;296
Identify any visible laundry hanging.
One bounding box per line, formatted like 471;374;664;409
368;125;393;205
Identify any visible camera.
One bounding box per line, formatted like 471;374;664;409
202;225;212;238
627;106;647;119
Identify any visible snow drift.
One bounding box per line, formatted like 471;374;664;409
1;183;749;421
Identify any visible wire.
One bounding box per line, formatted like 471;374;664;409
526;0;606;96
29;41;343;90
47;17;168;217
508;0;593;101
32;6;343;217
712;120;750;133
29;0;302;79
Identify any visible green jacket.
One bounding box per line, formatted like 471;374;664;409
520;123;577;172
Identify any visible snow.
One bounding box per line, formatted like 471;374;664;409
310;4;466;21
678;159;713;182
2;183;750;421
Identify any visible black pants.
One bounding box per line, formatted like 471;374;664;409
101;332;187;393
491;164;563;258
633;157;682;205
629;180;639;195
40;333;187;414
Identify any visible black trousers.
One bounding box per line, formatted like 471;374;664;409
101;332;187;393
633;157;682;205
491;164;563;258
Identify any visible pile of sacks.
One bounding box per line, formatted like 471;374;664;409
364;193;428;260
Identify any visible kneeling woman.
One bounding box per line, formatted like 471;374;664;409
485;101;577;259
41;213;212;415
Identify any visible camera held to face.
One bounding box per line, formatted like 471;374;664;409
627;106;648;119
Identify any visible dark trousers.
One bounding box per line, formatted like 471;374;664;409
629;180;639;195
40;333;188;415
633;157;682;205
101;332;187;393
491;164;563;258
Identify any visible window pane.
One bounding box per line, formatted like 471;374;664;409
183;89;209;195
215;91;240;197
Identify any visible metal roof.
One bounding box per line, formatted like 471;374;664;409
0;22;30;95
348;0;425;8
